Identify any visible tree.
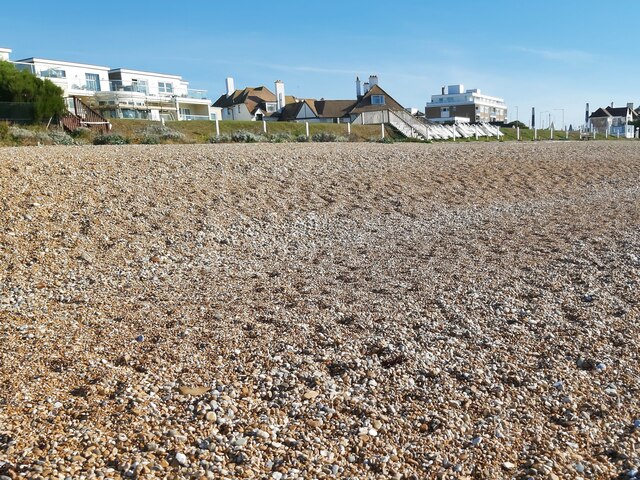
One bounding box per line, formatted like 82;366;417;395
504;120;528;129
0;60;66;122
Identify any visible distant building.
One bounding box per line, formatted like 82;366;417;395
12;56;111;114
425;84;507;123
99;68;215;121
588;104;637;137
277;75;405;124
213;78;282;121
0;47;12;61
6;49;215;122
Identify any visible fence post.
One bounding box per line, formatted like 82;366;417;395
347;122;351;136
215;118;220;136
452;125;456;142
263;120;267;133
534;128;537;141
381;123;385;139
517;126;520;141
550;127;554;140
305;121;309;138
565;126;568;139
474;125;478;140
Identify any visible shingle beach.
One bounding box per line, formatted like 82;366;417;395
1;142;639;479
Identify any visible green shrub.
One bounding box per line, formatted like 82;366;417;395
142;124;185;142
207;134;231;143
0;60;66;122
93;134;130;145
267;132;293;143
71;126;91;138
9;125;49;143
48;130;75;145
140;135;160;144
296;134;310;142
311;131;338;142
0;121;8;140
231;130;261;143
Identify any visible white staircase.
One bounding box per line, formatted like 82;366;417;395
386;110;503;141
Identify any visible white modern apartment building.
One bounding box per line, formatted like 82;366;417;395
97;68;216;121
11;56;111;114
5;49;217;121
0;48;12;61
425;84;508;123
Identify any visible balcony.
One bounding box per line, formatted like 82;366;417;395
185;89;208;100
110;80;148;94
180;114;212;121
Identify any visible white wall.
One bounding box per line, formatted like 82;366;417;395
27;59;110;95
296;103;317;120
222;103;255;121
115;70;187;97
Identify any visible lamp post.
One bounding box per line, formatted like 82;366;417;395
539;111;549;129
553;109;565;130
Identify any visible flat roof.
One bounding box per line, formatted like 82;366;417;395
109;68;183;80
14;57;110;70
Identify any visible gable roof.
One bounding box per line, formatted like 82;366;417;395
278;98;356;121
314;99;356;118
213;86;276;114
350;84;404;114
590;106;638;119
589;107;611;118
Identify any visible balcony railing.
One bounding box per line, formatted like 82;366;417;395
110;80;148;94
185;89;208;100
180;114;211;121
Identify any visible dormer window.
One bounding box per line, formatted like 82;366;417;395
371;95;385;105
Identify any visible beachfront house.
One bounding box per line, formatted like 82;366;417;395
97;68;216;121
425;85;508;124
588;104;637;138
11;56;111;115
213;77;284;121
6;48;216;124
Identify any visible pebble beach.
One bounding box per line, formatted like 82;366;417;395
1;141;639;479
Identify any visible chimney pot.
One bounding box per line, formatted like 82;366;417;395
225;77;235;97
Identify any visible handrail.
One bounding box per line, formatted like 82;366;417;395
60;97;111;134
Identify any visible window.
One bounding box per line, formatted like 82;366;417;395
85;73;101;91
266;103;276;112
131;79;148;94
158;82;173;94
371;95;385;105
40;68;66;79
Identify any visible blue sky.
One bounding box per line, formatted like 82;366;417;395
3;0;638;128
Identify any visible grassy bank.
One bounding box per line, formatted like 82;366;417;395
0;119;636;146
108;119;395;143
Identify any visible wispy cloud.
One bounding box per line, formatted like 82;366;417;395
513;46;594;63
250;62;359;76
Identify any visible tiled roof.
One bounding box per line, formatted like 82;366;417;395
350;84;404;114
213;86;276;115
